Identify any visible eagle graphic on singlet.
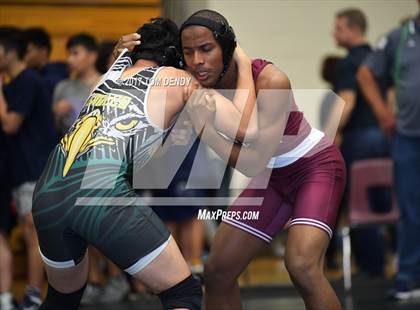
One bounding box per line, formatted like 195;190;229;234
59;51;167;177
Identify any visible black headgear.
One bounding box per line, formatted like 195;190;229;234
180;16;237;83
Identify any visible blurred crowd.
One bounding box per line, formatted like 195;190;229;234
0;3;419;309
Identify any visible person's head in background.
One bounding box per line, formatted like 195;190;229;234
96;41;116;74
418;0;420;16
23;27;51;70
333;8;367;49
66;33;98;79
0;26;26;75
130;17;182;68
180;9;236;88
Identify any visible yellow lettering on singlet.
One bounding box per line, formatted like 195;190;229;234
87;93;132;110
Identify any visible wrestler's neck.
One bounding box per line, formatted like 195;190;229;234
133;59;159;70
121;59;159;79
216;61;238;89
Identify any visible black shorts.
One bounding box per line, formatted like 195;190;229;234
33;190;170;274
32;148;170;274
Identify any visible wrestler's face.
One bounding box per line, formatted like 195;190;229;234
333;16;353;48
181;25;224;87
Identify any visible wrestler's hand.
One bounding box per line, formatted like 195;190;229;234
112;33;141;60
170;121;193;146
186;90;216;134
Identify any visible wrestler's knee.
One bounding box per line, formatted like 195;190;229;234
204;254;236;289
285;248;321;285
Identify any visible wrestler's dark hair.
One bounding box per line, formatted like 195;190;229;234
66;33;98;52
23;27;52;55
130;17;183;69
0;26;27;60
181;10;236;82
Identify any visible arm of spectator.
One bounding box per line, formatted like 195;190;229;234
323;89;355;141
52;81;73;116
357;65;395;136
0;78;25;135
53;99;73;116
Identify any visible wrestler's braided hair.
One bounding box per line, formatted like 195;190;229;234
131;17;183;69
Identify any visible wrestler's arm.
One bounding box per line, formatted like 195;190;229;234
229;46;258;141
112;33;141;60
188;66;291;176
113;36;258;142
183;69;258;143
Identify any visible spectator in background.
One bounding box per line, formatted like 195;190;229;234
0;90;14;310
53;33;100;136
0;26;57;310
96;41;116;74
319;55;341;130
23;27;68;97
326;8;392;278
357;1;420;299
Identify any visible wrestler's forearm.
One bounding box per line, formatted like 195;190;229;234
233;60;258;141
201;126;264;177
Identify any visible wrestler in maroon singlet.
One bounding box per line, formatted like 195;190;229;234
223;59;346;241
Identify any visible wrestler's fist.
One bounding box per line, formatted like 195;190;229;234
186;90;216;134
112;33;141;59
170;121;193;146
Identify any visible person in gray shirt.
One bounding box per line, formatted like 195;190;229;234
357;1;420;300
53;33;100;136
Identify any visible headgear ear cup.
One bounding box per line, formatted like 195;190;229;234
216;23;237;80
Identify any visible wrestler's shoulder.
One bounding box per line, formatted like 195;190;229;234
158;66;192;78
257;63;291;90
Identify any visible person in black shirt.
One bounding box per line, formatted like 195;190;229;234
0;26;58;310
326;8;392;278
0;123;14;310
23;27;68;97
